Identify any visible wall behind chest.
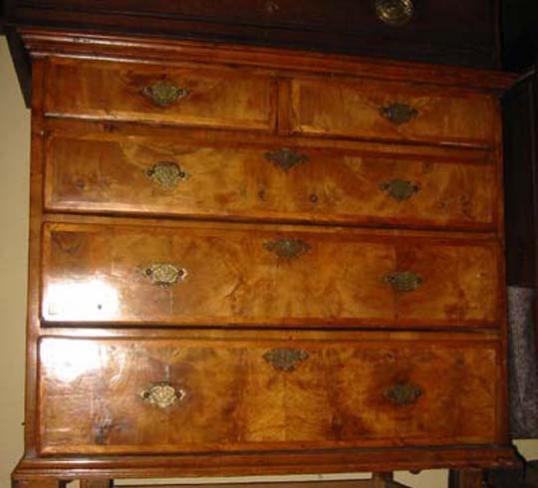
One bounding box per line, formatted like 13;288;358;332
0;36;29;488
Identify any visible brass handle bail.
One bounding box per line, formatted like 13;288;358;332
264;238;311;259
140;263;188;287
380;103;418;125
140;382;186;409
374;0;415;26
265;148;309;171
142;80;189;107
385;382;423;406
263;348;309;372
379;179;420;202
145;161;189;189
384;271;423;293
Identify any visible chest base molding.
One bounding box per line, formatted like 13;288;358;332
13;445;518;481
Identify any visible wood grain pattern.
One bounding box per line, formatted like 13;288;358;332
43;58;277;131
41;221;500;327
44;130;497;230
290;78;497;148
38;336;499;455
11;29;516;485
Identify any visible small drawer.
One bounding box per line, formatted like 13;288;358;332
41;222;499;328
38;334;500;455
45;129;497;231
43;58;277;131
289;78;497;148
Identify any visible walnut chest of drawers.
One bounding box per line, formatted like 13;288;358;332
12;30;517;486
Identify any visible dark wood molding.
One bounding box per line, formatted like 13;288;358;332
5;26;31;107
19;28;516;92
502;0;538;72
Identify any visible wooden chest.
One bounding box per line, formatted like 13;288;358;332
12;29;516;487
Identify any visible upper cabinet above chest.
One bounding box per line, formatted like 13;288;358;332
6;0;501;68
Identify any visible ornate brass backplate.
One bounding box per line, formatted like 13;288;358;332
264;238;311;259
142;80;190;107
145;161;189;189
374;0;415;26
265;148;309;171
379;179;420;202
385;382;423;406
384;271;423;293
263;348;309;372
140;382;186;409
141;263;187;287
379;103;419;125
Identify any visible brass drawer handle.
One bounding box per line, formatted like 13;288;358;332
142;80;190;107
374;0;415;26
140;382;186;409
263;348;309;372
264;0;279;14
385;382;423;406
145;161;189;189
265;148;309;171
379;179;420;202
141;263;188;287
384;271;423;293
264;238;311;259
380;103;418;125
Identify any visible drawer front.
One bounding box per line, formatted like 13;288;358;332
38;336;499;455
41;222;499;327
43;59;276;131
45;132;497;230
290;78;497;147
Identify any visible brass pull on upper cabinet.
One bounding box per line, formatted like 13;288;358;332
265;148;309;171
142;80;190;107
380;103;419;125
263;348;309;372
264;238;311;259
379;179;420;202
140;382;186;409
384;271;423;293
145;161;189;189
385;382;423;406
374;0;415;26
141;263;188;287
263;0;279;14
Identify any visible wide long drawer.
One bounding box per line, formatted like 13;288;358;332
41;221;500;327
43;58;276;131
44;129;497;230
38;334;500;455
289;77;497;148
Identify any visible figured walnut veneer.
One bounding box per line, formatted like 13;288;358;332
11;29;516;487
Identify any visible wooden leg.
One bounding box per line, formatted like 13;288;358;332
449;469;484;488
80;481;114;488
14;481;67;488
370;473;409;488
371;473;392;488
